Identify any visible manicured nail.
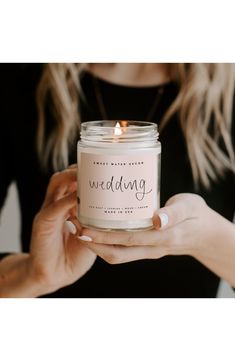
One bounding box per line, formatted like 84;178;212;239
159;213;169;228
65;220;77;235
78;235;93;242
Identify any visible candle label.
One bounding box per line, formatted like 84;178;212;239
79;151;159;220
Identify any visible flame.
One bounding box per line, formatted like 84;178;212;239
114;122;122;136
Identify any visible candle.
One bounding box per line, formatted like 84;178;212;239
77;120;161;231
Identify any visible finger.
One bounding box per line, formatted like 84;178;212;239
69;204;78;219
44;181;77;213
152;200;198;230
82;242;167;264
79;227;169;246
42;169;77;208
50;184;68;203
41;191;77;222
67;163;77;169
66;181;77;196
65;216;82;236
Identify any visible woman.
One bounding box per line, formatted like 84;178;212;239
0;63;234;297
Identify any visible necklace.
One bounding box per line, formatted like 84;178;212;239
92;75;165;122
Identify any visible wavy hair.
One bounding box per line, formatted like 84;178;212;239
36;63;235;188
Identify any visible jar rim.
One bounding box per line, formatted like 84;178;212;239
80;120;159;144
81;120;158;131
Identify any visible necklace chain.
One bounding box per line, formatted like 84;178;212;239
92;75;164;122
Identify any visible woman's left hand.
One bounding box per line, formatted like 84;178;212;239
78;193;221;264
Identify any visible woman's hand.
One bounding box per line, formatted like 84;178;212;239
79;193;235;286
28;168;96;296
79;194;209;262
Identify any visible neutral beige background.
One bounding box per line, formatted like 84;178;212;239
0;182;234;297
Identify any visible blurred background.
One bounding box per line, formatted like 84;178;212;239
0;182;234;297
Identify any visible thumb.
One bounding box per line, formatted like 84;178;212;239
152;199;195;230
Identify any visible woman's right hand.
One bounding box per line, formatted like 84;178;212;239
28;168;96;296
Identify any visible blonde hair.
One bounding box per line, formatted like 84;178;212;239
37;63;235;188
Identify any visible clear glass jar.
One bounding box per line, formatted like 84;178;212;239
77;120;161;231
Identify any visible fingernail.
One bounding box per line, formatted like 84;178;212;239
159;213;169;228
65;220;77;235
78;235;93;242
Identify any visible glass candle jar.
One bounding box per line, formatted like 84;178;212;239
77;120;161;231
